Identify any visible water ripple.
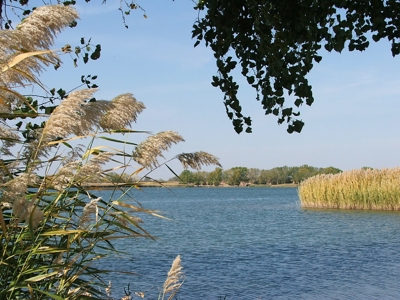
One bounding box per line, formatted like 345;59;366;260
100;187;400;299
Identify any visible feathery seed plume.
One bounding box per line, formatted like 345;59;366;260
27;205;44;229
82;99;111;127
162;255;185;300
51;160;80;191
176;151;222;170
100;93;145;130
17;5;79;50
51;152;112;189
12;196;28;217
77;152;112;181
0;5;78;89
41;89;99;143
12;195;43;228
1;173;37;203
79;197;101;228
133;131;184;169
0;160;22;193
0;124;20;156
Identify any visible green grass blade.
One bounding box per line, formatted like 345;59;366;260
31;288;65;300
40;229;86;236
99;136;138;146
165;163;181;180
24;271;58;283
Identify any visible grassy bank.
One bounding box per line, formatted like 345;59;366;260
298;168;400;210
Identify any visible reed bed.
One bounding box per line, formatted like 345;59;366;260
298;168;400;210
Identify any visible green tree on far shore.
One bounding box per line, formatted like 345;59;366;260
179;170;194;185
192;171;208;186
320;166;342;175
178;165;343;186
292;165;319;183
223;167;248;186
207;167;223;186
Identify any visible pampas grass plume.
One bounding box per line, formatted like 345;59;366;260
162;255;184;300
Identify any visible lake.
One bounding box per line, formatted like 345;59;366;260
98;187;400;299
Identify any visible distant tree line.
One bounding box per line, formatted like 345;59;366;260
82;172;137;184
173;165;343;186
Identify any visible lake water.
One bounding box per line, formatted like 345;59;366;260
99;187;400;299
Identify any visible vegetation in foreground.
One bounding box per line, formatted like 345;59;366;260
298;167;400;210
0;5;219;299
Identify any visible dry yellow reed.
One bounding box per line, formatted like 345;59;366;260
298;168;400;210
162;255;185;300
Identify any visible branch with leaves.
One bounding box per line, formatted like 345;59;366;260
193;0;400;133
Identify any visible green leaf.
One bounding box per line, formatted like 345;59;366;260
282;107;292;116
24;271;59;283
44;106;57;114
372;34;380;42
247;76;255;84
294;99;303;107
40;229;85;236
165;163;181;179
306;96;314;106
31;288;65;300
90;44;102;60
69;20;77;28
62;141;73;148
292;120;304;133
99;136;138;146
276;97;284;106
211;76;220;87
83;53;89;64
57;88;66;99
314;55;322;63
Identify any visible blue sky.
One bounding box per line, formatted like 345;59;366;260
28;1;400;179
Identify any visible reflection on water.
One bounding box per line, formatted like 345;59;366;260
98;187;400;300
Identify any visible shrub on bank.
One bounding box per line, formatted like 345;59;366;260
298;168;400;210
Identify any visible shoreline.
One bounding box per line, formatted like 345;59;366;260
82;182;298;189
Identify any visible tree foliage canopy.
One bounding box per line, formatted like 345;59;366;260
193;0;400;133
